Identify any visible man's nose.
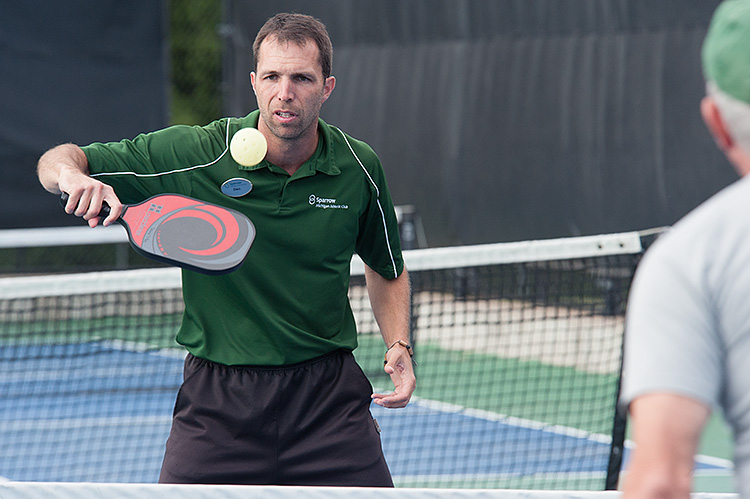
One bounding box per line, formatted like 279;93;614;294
277;78;294;102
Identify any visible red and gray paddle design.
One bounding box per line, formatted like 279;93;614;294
61;193;255;274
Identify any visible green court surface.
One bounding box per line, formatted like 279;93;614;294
693;413;734;492
355;333;624;489
355;334;620;435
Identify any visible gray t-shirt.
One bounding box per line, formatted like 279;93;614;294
620;174;750;496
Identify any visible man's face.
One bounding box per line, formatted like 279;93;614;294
251;37;335;142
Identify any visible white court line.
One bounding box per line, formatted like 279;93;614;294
376;391;734;475
621;439;733;473
378;393;615;445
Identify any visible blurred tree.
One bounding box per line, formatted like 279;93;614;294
170;0;222;125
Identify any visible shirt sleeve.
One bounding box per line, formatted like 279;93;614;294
81;120;227;204
353;152;404;280
619;243;723;412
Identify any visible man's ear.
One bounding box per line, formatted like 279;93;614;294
701;96;734;151
321;76;336;104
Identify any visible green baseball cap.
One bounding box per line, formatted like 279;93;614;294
702;0;750;104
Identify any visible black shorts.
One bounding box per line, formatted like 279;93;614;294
158;349;393;486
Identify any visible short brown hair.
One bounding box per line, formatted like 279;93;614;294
253;13;333;79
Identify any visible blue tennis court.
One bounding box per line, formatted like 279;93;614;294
0;341;732;486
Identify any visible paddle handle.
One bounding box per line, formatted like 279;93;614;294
59;192;112;217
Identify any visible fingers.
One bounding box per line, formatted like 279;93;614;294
99;193;123;227
61;182;122;227
371;389;411;408
372;350;416;409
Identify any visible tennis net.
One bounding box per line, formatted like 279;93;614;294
0;483;738;499
0;230;656;488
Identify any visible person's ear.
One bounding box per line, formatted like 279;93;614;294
321;76;336;104
701;96;734;151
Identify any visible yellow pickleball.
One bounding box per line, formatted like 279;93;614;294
230;128;267;167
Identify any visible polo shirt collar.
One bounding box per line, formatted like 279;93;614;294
237;111;341;176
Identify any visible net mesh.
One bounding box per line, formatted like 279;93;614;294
0;231;649;488
0;482;739;499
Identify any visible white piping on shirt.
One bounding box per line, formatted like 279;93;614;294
334;127;399;279
90;120;233;179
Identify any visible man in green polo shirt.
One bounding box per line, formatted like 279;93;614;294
37;13;414;486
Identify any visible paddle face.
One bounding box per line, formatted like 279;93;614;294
62;193;255;274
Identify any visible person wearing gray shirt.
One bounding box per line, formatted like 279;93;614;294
620;1;750;497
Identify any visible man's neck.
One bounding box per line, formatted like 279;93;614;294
262;126;319;176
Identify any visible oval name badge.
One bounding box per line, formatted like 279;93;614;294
221;178;253;198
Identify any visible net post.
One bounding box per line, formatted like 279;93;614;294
604;251;641;489
605;370;627;490
604;229;663;490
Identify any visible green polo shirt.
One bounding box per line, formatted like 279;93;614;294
82;111;404;365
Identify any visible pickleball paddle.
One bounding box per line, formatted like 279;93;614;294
60;192;255;275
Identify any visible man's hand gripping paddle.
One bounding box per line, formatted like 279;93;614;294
60;193;255;275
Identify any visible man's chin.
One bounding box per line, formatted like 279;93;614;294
268;123;310;141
